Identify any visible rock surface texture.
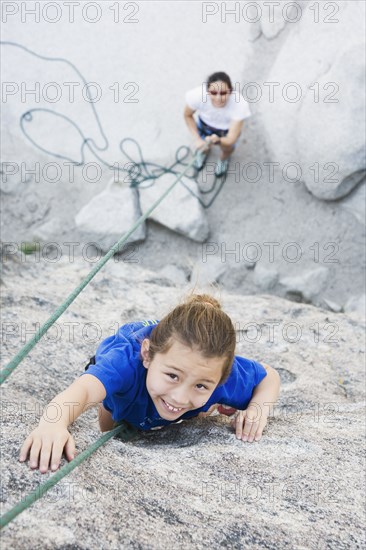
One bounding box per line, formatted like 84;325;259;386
75;179;146;251
1;254;365;549
138;173;209;243
258;1;366;200
1;2;364;311
1;3;365;546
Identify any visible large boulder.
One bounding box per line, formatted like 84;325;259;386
258;2;366;200
297;42;366;199
75;179;145;252
258;0;287;39
139;172;209;243
279;267;329;302
190;254;228;287
340;179;366;224
344;293;366;318
32;217;67;242
253;264;279;290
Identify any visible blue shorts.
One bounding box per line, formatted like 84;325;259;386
197;117;237;149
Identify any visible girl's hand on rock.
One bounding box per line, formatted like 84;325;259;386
18;422;76;473
230;404;268;443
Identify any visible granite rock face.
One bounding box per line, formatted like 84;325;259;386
253;264;279;290
258;0;287;39
1;253;365;549
279;267;329;302
190;254;229;287
297;42;366;200
75;179;146;252
139;173;210;243
344;293;366;317
1;2;364;313
340;179;366;225
258;1;366;200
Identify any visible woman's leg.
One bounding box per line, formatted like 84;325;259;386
219;142;235;160
194;127;211;170
98;403;115;432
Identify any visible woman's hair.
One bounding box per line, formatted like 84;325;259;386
206;71;233;92
144;292;236;386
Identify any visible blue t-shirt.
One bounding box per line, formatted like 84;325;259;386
79;320;267;431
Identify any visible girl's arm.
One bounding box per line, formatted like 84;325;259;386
250;364;281;418
232;364;281;442
19;374;106;473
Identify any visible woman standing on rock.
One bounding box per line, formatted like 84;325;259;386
184;71;251;176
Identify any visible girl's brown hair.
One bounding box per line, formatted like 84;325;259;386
146;293;236;386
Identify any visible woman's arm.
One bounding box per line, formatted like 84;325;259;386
184;105;208;149
183;104;200;139
219;119;244;147
19;374;106;473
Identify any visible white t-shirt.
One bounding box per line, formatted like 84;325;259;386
185;85;251;130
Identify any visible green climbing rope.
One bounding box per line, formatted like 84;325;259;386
0;421;139;530
0;154;202;530
0;41;221;532
0;153;198;385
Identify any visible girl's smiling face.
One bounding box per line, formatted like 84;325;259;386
141;337;225;420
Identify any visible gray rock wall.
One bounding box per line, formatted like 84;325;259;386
257;0;366;200
1;253;365;549
1;8;365;546
1;1;365;312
